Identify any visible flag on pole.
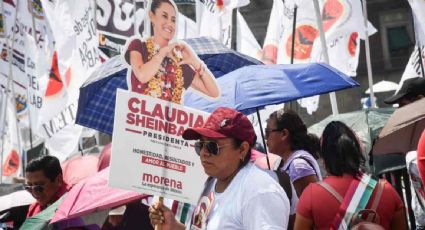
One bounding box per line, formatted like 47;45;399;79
262;0;377;114
408;0;425;46
0;92;23;183
262;0;293;64
236;11;261;60
0;0;53;151
397;45;425;91
197;0;249;47
310;0;377;77
39;0;101;160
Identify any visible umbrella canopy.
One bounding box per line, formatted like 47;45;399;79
62;154;99;187
98;144;111;171
184;37;262;78
373;98;425;155
184;63;359;114
365;80;399;94
51;167;147;223
308;108;395;172
76;37;262;135
0;190;35;213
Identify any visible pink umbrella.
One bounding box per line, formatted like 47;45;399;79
51;167;148;223
62;154;99;187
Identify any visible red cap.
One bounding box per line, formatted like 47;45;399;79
182;107;256;146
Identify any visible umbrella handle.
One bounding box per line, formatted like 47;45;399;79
155;197;164;230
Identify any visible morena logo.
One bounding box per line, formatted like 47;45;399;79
142;173;182;190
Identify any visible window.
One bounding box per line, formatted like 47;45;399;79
379;9;414;69
387;26;413;56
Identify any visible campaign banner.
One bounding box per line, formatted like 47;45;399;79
109;89;209;204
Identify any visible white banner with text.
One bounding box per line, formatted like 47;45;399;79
109;89;209;204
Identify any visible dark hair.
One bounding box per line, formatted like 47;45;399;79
269;109;320;159
321;121;365;177
233;138;251;167
26;155;62;182
150;0;174;13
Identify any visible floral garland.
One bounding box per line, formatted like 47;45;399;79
145;38;184;104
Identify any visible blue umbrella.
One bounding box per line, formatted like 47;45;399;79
76;37;262;135
186;37;263;77
183;63;360;115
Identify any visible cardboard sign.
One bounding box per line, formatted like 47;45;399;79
109;89;209;204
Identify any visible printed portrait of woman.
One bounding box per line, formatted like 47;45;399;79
124;0;220;105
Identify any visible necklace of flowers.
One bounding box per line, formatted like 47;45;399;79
146;37;184;104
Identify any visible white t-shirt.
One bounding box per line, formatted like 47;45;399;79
189;163;290;230
406;151;425;227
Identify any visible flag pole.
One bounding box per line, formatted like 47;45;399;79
0;92;5;184
195;0;201;35
10;0;24;178
312;0;339;115
362;0;376;108
133;0;137;36
0;0;7;184
289;4;298;111
290;5;298;65
144;0;150;37
418;46;425;78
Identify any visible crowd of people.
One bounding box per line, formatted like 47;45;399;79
12;77;423;229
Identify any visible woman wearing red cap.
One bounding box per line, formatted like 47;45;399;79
149;107;290;229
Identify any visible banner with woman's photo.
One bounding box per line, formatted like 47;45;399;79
109;0;220;204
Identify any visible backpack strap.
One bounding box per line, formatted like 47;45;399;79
285;155;319;178
317;182;343;203
276;170;292;206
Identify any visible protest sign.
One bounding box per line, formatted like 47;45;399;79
109;89;209;204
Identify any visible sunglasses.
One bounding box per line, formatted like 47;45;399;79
194;141;233;156
264;128;282;137
24;184;45;193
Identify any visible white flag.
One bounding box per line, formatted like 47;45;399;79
39;0;101;160
262;0;292;64
177;13;198;39
0;92;23;182
398;45;425;91
262;0;320;114
408;0;425;46
236;11;261;60
310;0;377;77
197;0;234;47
